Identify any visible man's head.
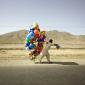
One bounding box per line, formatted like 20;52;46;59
49;39;53;43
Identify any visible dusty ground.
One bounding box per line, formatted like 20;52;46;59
0;49;85;66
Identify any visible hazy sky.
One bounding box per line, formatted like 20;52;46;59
0;0;85;35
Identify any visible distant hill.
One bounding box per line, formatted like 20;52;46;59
0;30;85;44
47;30;85;44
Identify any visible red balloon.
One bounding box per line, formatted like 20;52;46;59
35;34;39;38
34;29;40;38
30;38;35;43
34;29;39;34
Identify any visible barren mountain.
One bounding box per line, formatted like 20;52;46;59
0;30;85;44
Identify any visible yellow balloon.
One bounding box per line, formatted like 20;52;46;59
33;23;39;29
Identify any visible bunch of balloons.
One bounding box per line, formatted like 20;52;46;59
25;23;40;50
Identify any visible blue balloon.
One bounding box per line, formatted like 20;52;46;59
29;43;35;49
27;25;34;32
26;32;34;40
30;32;34;38
26;34;31;40
25;42;30;47
30;28;34;32
25;43;35;50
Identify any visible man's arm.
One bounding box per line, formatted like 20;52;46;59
53;44;60;49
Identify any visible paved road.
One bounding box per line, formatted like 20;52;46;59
0;65;85;85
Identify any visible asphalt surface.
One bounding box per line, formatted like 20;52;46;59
0;65;85;85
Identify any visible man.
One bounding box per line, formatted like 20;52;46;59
40;39;53;63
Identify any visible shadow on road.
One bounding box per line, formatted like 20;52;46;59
35;62;79;65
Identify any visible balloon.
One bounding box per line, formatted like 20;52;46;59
30;38;35;43
26;38;30;43
34;29;40;38
29;29;34;32
30;32;34;38
25;43;36;50
35;42;43;54
29;25;35;32
26;34;31;39
27;25;34;32
26;32;34;42
38;38;44;42
33;23;39;30
25;42;30;47
38;35;46;42
34;29;39;35
35;34;39;38
29;43;35;49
